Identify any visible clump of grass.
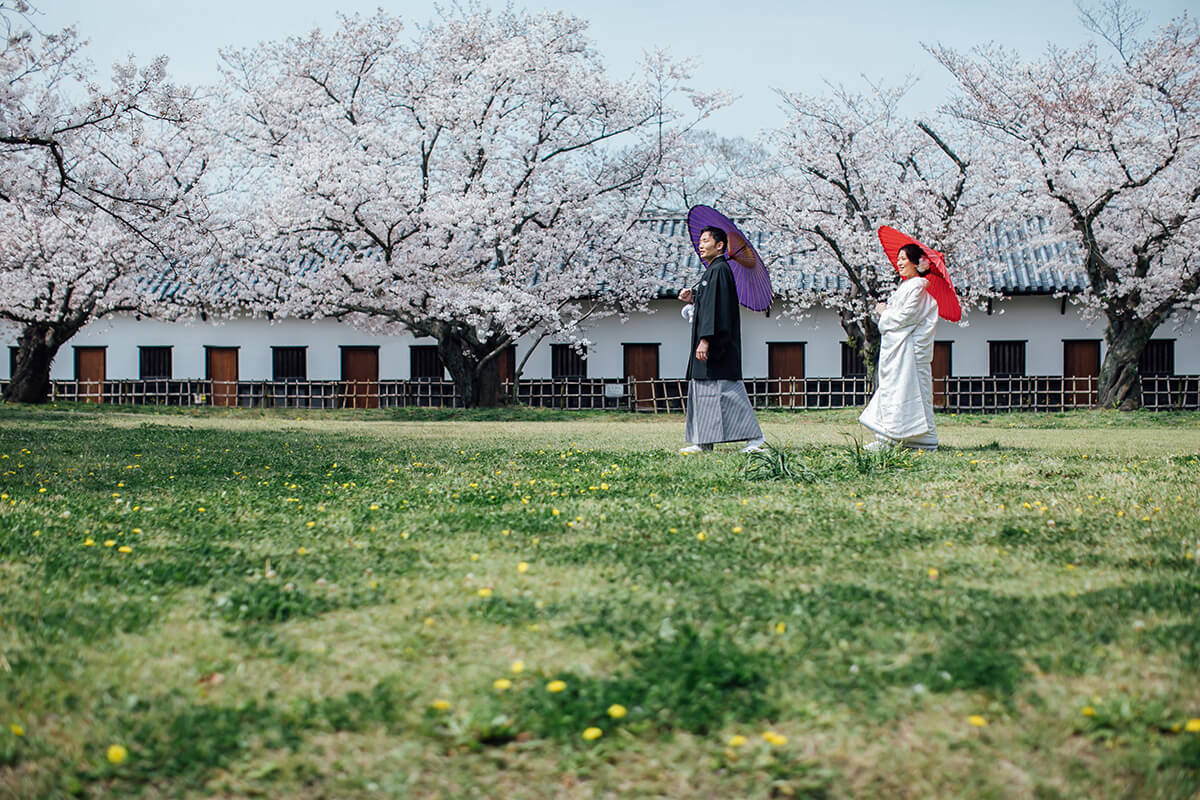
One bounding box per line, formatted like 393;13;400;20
843;433;915;474
742;436;914;483
742;441;817;483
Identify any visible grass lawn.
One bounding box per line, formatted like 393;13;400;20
1;404;1199;799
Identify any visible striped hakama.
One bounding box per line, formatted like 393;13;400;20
685;379;763;445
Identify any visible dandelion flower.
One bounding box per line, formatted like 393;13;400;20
9;723;23;737
546;680;566;693
477;588;493;598
493;678;512;691
762;731;788;746
775;621;786;634
582;727;603;740
517;561;529;573
117;546;132;554
431;700;452;711
968;715;988;727
106;744;128;764
511;660;525;674
928;568;939;579
83;538;95;547
1082;706;1096;716
103;540;116;547
728;734;746;747
607;704;627;719
1186;718;1200;733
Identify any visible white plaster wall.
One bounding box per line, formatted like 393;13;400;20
2;299;1197;381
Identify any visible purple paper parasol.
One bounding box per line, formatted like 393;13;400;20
686;205;772;312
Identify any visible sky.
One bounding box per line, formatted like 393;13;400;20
33;0;1196;140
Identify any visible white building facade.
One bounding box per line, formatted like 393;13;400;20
3;294;1195;382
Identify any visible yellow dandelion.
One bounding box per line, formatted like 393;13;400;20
696;532;706;541
546;680;566;693
477;587;493;598
728;734;747;747
732;526;743;533
431;699;452;711
83;538;95;547
607;704;627;719
517;561;529;573
103;540;116;548
551;508;560;516
117;546;132;554
1186;718;1200;732
306;521;315;528
511;660;525;674
369;504;379;510
928;568;939;579
968;715;988;727
297;547;308;555
470;553;480;562
775;621;786;634
10;723;24;737
106;744;128;764
582;727;603;740
762;731;788;746
1082;706;1096;716
493;678;513;691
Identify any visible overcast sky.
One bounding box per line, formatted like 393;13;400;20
34;0;1195;139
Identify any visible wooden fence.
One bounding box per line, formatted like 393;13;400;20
2;375;1197;412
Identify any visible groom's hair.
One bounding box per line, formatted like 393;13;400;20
700;226;727;251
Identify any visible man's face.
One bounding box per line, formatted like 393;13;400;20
698;231;725;262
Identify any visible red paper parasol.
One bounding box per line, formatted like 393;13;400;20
687;205;772;312
876;226;962;322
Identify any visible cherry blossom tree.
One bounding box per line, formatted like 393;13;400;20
931;2;1200;408
732;81;994;384
215;7;721;407
1;1;213;403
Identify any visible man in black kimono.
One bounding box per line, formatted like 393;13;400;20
677;226;764;454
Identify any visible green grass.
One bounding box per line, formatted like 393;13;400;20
1;404;1199;799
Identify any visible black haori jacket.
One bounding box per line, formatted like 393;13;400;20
687;255;743;381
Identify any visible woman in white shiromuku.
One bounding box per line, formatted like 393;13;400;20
859;243;939;451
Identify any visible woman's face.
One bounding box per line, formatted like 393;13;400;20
897;250;921;279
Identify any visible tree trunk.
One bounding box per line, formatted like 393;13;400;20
1097;314;1152;410
3;322;73;404
435;331;507;408
839;311;882;389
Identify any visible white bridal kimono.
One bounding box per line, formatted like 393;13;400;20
859;276;939;450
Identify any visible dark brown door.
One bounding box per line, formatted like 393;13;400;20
206;347;239;407
496;345;516;384
1064;340;1100;406
932;342;952;409
74;347;106;403
623;344;660;410
768;342;805;407
341;347;380;408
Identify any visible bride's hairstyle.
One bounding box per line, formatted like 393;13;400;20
900;244;931;276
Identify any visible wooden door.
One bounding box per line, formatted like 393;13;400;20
496;345;516;384
768;342;805;407
932;342;952;409
623;343;660;410
340;347;380;409
74;347;106;404
206;347;239;407
1063;340;1100;406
